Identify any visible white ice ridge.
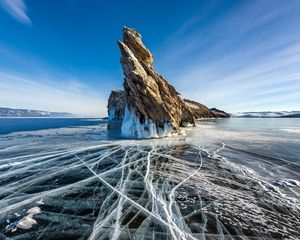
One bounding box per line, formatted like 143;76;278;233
143;147;196;240
74;155;190;239
1;133;300;239
167;147;203;240
73;152;195;240
121;106;174;138
201;142;254;180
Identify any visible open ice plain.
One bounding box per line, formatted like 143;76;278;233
0;118;299;240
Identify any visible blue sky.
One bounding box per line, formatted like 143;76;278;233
0;0;300;117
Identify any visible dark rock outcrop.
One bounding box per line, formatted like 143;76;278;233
210;108;230;118
107;27;228;138
184;99;215;118
184;99;230;119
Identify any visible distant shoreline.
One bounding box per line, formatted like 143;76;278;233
0;117;104;119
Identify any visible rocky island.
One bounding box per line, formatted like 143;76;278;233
108;27;229;138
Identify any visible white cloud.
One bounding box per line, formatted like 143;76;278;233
0;44;111;117
156;1;300;112
0;71;108;117
0;0;31;24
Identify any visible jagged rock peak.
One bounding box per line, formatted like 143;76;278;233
122;27;153;67
107;27;195;138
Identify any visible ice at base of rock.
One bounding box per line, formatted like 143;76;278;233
121;106;174;138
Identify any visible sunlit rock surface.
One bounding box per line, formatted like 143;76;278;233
210;107;230;118
184;100;230;119
107;27;230;138
107;27;196;138
184;99;215;119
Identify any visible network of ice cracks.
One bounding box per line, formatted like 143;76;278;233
0;134;300;240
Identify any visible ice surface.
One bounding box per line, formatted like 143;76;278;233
280;128;300;134
275;179;300;187
108;107;116;121
0;120;300;239
5;207;41;233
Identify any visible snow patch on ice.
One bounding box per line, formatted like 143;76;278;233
5;206;41;233
27;206;41;215
36;199;44;205
17;215;37;229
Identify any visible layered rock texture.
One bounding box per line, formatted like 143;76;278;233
184;99;230;118
108;27;228;138
210;108;230;118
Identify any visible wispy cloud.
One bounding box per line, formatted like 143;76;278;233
0;0;31;24
0;44;108;117
0;71;107;117
156;0;300;112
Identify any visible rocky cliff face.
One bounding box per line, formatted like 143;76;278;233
210;108;230;118
184;99;215;118
107;27;195;138
184;99;230;118
107;27;228;138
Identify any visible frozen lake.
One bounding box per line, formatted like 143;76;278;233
0;118;299;239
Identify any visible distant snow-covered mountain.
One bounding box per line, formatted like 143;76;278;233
0;107;76;118
231;111;300;118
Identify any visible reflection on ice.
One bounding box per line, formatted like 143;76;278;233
0;122;299;239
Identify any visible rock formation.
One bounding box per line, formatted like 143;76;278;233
184;99;215;118
210;108;230;118
107;27;228;138
107;27;195;138
184;99;230;118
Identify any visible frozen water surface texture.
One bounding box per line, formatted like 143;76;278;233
0;118;299;239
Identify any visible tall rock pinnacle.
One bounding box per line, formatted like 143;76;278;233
107;27;196;138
